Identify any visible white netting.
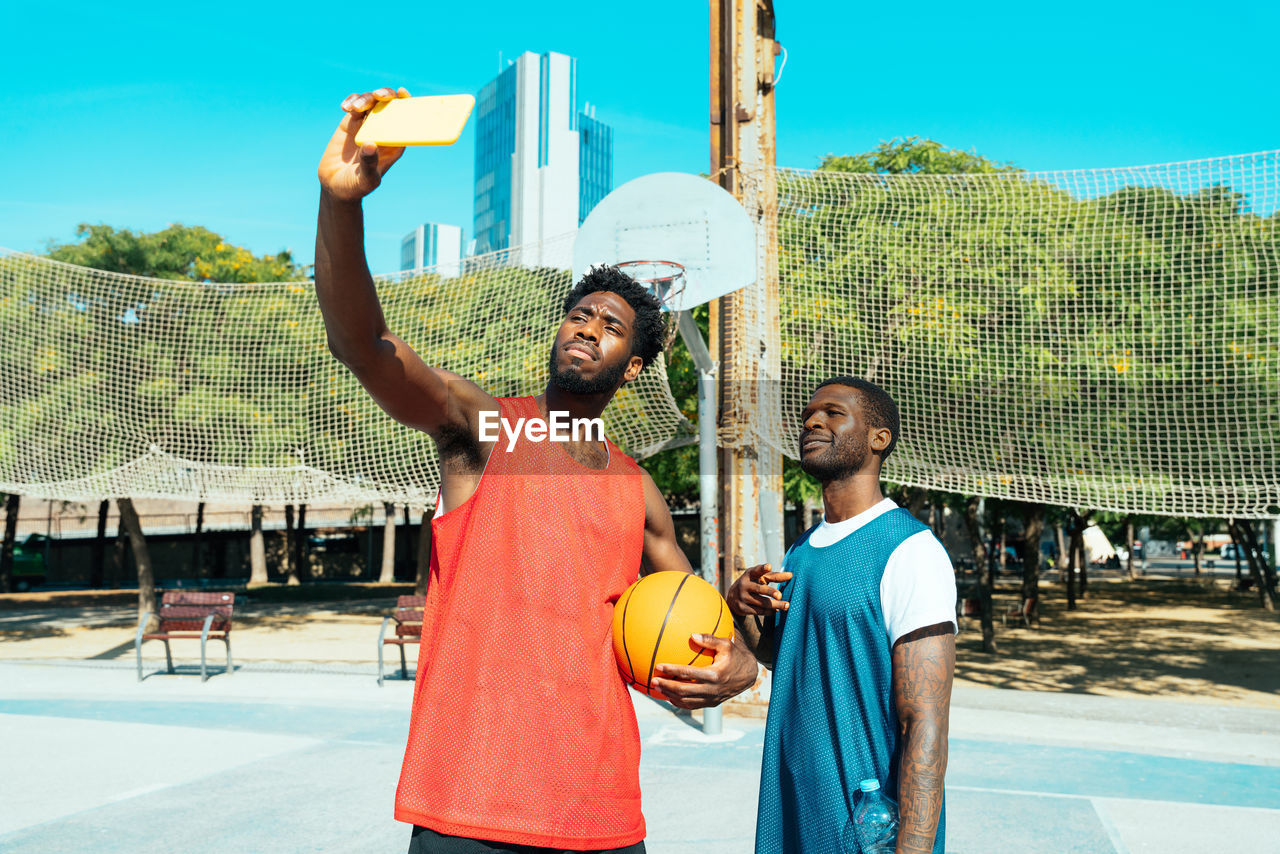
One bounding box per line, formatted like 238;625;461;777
6;152;1278;518
748;150;1280;518
0;233;692;504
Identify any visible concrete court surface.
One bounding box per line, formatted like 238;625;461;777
2;660;1280;853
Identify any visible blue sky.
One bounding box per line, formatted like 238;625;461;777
3;1;1277;275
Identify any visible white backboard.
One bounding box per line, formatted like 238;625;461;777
573;172;757;312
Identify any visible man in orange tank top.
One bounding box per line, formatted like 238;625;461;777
315;86;762;853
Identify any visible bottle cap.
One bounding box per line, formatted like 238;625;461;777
859;779;880;792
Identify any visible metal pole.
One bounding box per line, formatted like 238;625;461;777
679;310;724;736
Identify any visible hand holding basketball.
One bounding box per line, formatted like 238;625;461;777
318;86;411;202
727;563;793;617
650;632;759;710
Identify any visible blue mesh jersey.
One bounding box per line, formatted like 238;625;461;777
756;508;946;854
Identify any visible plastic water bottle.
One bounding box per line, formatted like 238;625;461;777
841;778;898;853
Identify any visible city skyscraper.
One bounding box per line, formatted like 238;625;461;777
401;223;462;277
473;51;614;257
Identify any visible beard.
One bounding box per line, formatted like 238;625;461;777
548;346;628;395
799;431;869;483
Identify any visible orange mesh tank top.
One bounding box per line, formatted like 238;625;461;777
394;396;647;849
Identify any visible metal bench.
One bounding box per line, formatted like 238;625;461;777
377;595;425;686
136;591;235;682
1001;595;1040;628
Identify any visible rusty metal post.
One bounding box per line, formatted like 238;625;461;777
710;0;780;718
711;0;782;593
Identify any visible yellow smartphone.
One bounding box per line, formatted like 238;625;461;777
354;94;475;147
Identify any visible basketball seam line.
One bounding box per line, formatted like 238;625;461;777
684;601;725;667
620;586;637;687
645;573;690;688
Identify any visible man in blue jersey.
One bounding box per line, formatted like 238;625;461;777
729;377;956;854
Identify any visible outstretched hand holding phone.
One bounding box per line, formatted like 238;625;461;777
317;86;412;203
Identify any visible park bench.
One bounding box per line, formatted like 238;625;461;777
1001;595;1039;628
378;595;425;686
135;591;234;682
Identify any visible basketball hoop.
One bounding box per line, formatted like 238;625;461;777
616;259;686;349
615;260;687;311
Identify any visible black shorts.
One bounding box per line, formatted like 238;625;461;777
407;825;646;854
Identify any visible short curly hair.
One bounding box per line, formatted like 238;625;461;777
561;265;666;370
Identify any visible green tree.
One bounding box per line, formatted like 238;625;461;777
46;224;307;283
819;137;1017;177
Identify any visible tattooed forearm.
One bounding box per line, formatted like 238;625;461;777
891;623;955;854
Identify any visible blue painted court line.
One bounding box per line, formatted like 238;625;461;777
0;698;409;743
5;698;1277;813
949;737;1280;809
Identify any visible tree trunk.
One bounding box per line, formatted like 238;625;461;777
89;499;109;588
1124;517;1136;580
1230;521;1244;584
380;502;397;583
1065;512;1080;611
415;506;432;597
907;489;928;523
0;493;18;594
294;504;308;581
193;502;205;579
1233;519;1276;611
117;498;156;627
283;504;300;585
249;505;268;585
802;497;819;531
1054;525;1068;581
1192;531;1204;577
400;505;411;577
111;514;128;590
1074;524;1088;599
1077;512;1093;597
962;496;996;653
1020;504;1044;623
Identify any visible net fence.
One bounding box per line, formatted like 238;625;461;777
0;233;692;505
748;150;1280;518
5;151;1278;518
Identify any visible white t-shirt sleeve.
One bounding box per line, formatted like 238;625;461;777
879;531;958;645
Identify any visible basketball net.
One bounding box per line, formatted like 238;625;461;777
615;260;686;349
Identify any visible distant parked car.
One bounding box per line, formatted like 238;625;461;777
1222;544;1270;562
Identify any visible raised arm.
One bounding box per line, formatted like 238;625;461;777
639;471;760;708
314;87;495;443
891;623;955;854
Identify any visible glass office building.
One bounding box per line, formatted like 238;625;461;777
578;111;612;227
473;51;613;256
401;223;463;277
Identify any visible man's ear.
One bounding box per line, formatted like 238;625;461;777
622;355;644;384
869;427;892;453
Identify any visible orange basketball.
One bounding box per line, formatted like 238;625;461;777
612;570;734;698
